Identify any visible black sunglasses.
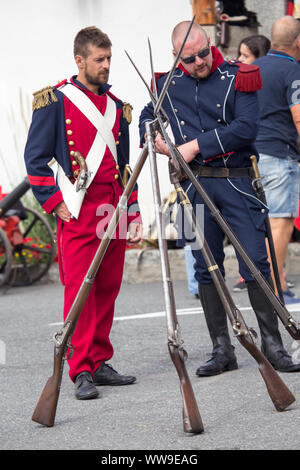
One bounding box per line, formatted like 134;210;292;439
180;46;210;64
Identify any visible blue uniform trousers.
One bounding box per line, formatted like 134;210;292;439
180;176;271;284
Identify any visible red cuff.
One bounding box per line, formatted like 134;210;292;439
42;190;63;214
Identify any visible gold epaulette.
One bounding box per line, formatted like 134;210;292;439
32;86;58;111
123;102;133;124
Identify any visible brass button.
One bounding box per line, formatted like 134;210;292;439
67;130;73;135
116;140;119;145
115;164;120;170
180;121;185;126
221;76;225;80
74;170;79;176
70;150;75;156
118;131;122;136
66;119;72;125
216;104;221;108
69;141;75;146
72;160;77;166
114;174;119;179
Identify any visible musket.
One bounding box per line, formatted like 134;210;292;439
125;40;300;339
146;121;204;433
165;149;295;413
146;25;203;433
31;144;148;427
250;155;285;304
128;37;295;412
166;144;300;340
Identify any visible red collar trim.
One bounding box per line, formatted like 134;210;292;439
178;46;224;76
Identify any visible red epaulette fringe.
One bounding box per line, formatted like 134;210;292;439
230;61;262;92
150;72;166;92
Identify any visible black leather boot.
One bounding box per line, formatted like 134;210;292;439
247;278;300;372
196;283;238;377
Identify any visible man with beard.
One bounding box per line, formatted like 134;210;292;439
139;21;300;376
24;26;142;400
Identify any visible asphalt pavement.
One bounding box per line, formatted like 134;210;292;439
1;274;300;453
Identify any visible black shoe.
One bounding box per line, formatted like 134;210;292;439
232;277;247;292
265;351;300;373
75;371;100;400
93;363;136;386
247;277;300;373
196;351;238;377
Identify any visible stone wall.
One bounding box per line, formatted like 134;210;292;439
246;0;286;38
203;0;287;60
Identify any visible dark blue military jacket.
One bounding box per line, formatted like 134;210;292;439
139;56;267;257
24;77;137;214
139;60;260;168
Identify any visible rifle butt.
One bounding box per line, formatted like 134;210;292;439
168;344;204;434
31;375;60;427
258;361;295;412
181;381;204;434
239;337;295;412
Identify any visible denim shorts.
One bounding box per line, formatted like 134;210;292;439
258;154;300;218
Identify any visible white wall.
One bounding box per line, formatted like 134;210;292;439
0;0;192;232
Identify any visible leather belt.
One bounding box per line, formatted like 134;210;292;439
191;165;254;179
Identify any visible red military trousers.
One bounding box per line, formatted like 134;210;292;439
56;180;127;382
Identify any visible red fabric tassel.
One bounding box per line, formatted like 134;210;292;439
233;63;262;92
150;72;166;92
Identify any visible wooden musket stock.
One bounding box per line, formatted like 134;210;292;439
167;160;295;412
167;144;300;340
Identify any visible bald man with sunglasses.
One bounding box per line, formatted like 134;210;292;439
139;21;300;377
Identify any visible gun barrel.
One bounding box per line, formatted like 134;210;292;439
0;177;30;217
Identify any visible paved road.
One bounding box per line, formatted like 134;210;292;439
1;275;300;451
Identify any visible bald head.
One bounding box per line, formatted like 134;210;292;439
271;15;300;50
172;21;208;51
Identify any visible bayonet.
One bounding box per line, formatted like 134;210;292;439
153;17;195;116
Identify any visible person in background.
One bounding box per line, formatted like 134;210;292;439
233;33;271;292
253;16;300;305
237;34;271;64
184;245;199;298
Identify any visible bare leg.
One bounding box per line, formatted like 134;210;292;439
266;217;295;292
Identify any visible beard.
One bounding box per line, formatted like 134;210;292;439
84;68;109;88
192;63;212;79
